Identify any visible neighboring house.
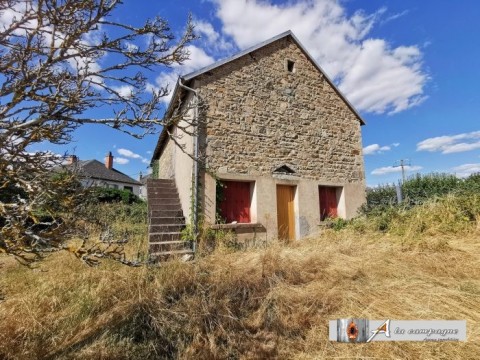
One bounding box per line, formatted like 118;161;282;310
138;172;151;200
65;152;141;196
150;30;366;242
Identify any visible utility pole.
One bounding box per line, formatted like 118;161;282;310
394;159;411;184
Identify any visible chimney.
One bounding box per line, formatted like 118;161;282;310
105;151;113;169
67;155;78;165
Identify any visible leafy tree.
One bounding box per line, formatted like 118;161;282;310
0;0;196;264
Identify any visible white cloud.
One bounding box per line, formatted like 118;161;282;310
117;148;149;164
174;45;216;73
381;9;410;25
118;148;142;159
451;163;480;178
111;85;134;99
193;19;234;52
363;143;392;155
208;0;428;115
417;131;480;154
113;157;129;165
124;41;139;52
371;165;422;175
194;20;219;44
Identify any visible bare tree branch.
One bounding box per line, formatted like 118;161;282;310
0;0;198;264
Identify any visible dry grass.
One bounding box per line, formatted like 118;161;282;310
1;199;480;359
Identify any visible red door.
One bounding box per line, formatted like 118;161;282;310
219;181;251;223
319;186;338;221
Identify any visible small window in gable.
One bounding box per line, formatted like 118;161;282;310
286;59;295;73
273;165;296;174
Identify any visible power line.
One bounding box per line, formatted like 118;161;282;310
393;159;411;184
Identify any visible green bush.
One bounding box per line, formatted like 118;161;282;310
90;187;142;205
363;183;398;213
80;201;148;226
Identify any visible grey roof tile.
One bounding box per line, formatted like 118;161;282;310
66;160;141;185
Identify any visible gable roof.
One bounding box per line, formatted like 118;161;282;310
67;160;141;185
152;30;366;163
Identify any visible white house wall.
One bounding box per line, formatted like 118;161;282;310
173;93;195;223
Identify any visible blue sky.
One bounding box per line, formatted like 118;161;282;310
27;0;480;185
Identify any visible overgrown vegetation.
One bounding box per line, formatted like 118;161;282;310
364;172;480;211
90;187;143;205
1;191;480;359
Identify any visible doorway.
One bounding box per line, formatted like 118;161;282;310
276;185;296;241
319;186;339;221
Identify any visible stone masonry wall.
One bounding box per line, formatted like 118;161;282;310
194;37;365;183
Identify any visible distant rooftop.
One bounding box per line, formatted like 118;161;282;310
65;159;141;185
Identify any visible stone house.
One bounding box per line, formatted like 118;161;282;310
150;30;366;243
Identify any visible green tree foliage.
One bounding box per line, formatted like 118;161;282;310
364;172;480;215
403;173;461;204
91;187;142;205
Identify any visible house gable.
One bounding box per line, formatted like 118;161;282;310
196;36;365;182
151;31;365;163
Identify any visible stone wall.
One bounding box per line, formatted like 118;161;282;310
194;36;365;184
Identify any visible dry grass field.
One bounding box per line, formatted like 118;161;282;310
1;195;480;359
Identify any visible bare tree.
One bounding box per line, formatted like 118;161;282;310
0;0;196;264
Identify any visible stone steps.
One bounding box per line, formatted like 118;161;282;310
149;203;181;211
150;216;185;225
148;193;179;199
147;179;193;262
149;249;194;262
150;209;183;218
149;232;182;242
149;224;185;233
150;240;191;253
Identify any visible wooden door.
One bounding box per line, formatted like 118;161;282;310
276;185;296;241
219;181;251;223
319;186;338;221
